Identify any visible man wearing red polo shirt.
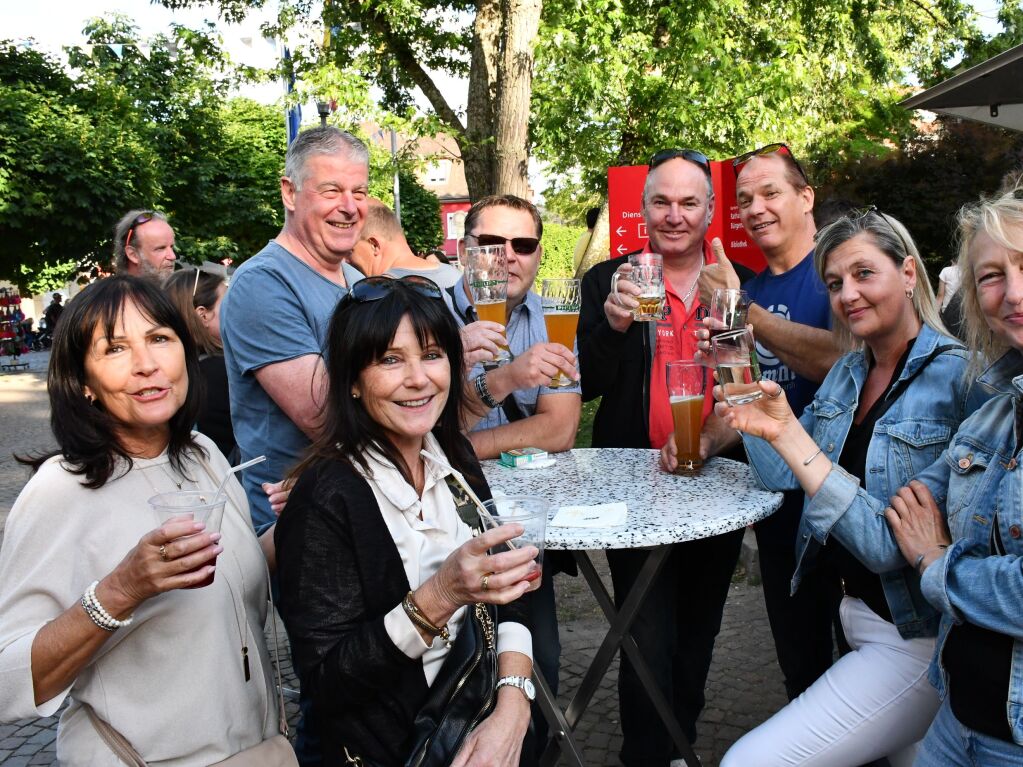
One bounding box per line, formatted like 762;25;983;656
578;149;754;767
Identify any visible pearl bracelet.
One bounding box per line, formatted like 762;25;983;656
81;581;133;631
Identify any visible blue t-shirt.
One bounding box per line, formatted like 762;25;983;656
742;251;831;418
220;241;348;531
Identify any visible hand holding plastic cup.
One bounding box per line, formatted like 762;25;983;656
149;491;226;588
480;496;549;591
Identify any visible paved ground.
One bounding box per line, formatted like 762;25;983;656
0;352;788;766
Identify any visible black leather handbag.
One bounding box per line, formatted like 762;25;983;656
404;602;499;767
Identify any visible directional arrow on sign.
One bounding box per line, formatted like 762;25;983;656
616;226;626;236
616;244;628;254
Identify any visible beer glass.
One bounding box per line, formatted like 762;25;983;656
465;244;512;364
712;328;763;406
666;360;706;475
541;278;581;388
613;252;666;321
709;288;749;337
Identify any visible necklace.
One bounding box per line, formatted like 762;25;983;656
680;256;705;308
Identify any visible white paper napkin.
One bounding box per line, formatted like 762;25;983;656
550;502;628;527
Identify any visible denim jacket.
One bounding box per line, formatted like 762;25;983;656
918;349;1023;744
744;324;975;639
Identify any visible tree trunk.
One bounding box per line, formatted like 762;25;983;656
464;0;502;201
493;0;542;197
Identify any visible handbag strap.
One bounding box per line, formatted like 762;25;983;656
83;702;149;766
194;449;289;737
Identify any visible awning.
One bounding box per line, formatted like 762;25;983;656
901;43;1023;132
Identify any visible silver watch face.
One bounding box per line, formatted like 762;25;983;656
523;678;536;701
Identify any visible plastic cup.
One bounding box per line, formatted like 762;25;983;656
480;496;549;591
149;490;226;588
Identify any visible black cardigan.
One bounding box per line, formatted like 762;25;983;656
275;453;531;766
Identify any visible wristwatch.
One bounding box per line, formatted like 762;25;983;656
496;675;536;702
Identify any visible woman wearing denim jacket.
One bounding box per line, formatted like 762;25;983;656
706;211;974;767
886;187;1023;766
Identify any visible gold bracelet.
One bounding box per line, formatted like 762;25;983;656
402;591;452;648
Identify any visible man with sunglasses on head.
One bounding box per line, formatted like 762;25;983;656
578;148;754;767
112;209;177;279
695;143;845;704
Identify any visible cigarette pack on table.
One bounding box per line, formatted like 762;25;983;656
499;447;549;468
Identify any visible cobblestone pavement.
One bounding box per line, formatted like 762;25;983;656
0;356;788;766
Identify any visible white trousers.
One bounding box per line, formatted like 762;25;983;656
721;596;940;767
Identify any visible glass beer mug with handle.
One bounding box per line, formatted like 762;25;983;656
612;252;666;321
666;360;706;475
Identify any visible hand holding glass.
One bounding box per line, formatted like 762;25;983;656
465;245;512;364
709;289;749;336
149;490;226;588
480;496;548;590
613;252;665;321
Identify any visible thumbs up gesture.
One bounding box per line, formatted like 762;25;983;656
698;238;741;307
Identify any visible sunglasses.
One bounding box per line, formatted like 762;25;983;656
817;205;913;258
732;143;809;184
649;148;712;179
471;234;540;255
340;275;444;309
124;212;155;250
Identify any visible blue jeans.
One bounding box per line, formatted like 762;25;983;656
915;697;1023;767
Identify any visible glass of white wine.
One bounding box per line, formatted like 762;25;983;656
711;328;762;406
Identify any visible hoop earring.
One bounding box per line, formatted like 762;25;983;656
906;288;914;299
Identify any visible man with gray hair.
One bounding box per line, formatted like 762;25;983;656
221;126;369;532
112;209;177;277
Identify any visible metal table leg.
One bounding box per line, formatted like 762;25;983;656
539;547;700;767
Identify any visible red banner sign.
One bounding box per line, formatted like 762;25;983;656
607;162;766;274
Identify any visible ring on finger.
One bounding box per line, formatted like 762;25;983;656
158;544;169;562
481;573;491;592
768;388;784;399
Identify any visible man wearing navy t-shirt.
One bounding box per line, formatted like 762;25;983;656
698;144;844;701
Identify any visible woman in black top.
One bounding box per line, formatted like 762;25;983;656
165;269;236;461
275;276;536;766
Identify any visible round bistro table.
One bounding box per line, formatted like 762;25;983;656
483;449;783;767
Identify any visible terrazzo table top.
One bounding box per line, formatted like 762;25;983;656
482;448;783;550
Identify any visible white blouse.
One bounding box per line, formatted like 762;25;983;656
359;434;532;685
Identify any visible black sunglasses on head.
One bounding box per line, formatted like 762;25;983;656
470;234;540;255
732;142;809;184
815;205;913;258
340;275;444;308
649;148;712;179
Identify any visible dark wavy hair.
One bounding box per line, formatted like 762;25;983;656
19;276;205;488
293;282;476;487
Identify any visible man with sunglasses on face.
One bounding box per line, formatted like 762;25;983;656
455;194;581;760
578;149;754;767
693;143;845;704
112;209;177;279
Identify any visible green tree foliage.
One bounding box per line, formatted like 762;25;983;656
814;118;1023;281
538;222;584;281
0;43;161;283
531;0;979;196
397;171;444;255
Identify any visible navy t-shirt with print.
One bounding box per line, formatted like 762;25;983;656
741;251;832;419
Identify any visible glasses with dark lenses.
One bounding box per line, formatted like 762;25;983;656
124;212;155;249
474;234;540;255
732;142;809;184
343;275;444;307
816;205;913;258
649;148;712;179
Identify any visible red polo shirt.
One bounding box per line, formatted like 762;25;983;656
648;241;717;450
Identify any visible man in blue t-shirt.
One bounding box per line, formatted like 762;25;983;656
221;126;369;533
698;145;844;702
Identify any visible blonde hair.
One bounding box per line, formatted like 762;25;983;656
813;210;948;352
956;184;1023;377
